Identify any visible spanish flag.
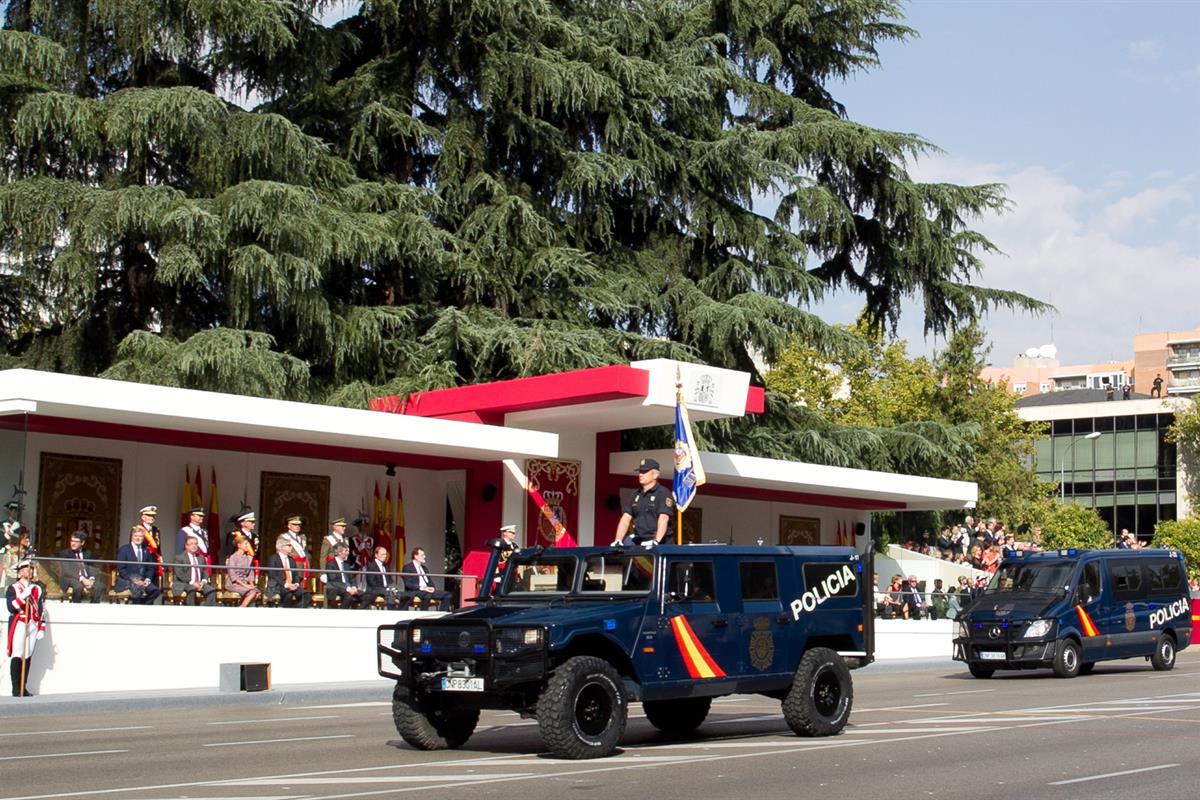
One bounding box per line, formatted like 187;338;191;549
670;615;726;679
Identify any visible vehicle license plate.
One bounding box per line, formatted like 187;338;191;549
440;677;485;692
979;651;1005;661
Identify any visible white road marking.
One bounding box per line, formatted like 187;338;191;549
842;726;990;734
204;735;354;748
0;726;151;738
226;774;530;785
911;689;995;697
852;702;950;712
706;715;782;725
296;702;389;709
209;715;342;726
0;750;128;762
1049;763;1179;785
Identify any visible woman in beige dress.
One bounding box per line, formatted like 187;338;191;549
225;534;260;607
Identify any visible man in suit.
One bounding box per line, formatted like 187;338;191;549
171;536;216;606
402;547;453;611
56;531;106;602
115;526;161;604
176;508;212;565
362;546;405;609
320;541;361;609
264;537;311;608
902;574;930;620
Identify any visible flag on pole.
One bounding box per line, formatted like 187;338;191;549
394;481;406;567
380;484;394;567
372;481;382;546
193;468;203;515
181;466;194;528
208;468;220;562
672;375;706;513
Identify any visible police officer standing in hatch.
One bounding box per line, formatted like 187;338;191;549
613;458;674;547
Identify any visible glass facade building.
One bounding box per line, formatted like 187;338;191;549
1030;409;1178;538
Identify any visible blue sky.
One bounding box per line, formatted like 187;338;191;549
819;0;1200;367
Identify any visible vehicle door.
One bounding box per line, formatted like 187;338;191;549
645;557;736;692
1102;558;1148;657
734;558;792;686
1070;560;1107;663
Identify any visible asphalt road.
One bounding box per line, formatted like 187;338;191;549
5;652;1200;800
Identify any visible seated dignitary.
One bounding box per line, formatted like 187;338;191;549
56;530;106;602
402;547;453;610
264;537;311;608
171;536;216;606
321;541;362;609
223;533;260;607
115;526;162;604
362;546;405;609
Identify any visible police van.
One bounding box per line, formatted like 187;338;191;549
953;548;1192;678
378;543;872;759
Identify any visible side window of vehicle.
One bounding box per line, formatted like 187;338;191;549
739;561;779;601
1111;561;1144;601
1076;562;1100;605
1147;558;1185;595
668;561;716;603
801;562;858;598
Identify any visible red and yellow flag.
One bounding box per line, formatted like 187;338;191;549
670;615;726;679
208;468;220;532
394;481;406;567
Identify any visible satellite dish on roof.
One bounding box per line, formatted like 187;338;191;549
1024;347;1039;358
1037;344;1057;358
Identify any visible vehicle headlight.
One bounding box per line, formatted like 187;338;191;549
956;621;970;639
410;627;422;644
523;627;542;646
1023;619;1053;639
495;626;544;654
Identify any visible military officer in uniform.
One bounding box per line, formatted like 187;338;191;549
224;511;258;561
177;507;211;565
319;518;349;567
613;458;674;547
6;559;45;696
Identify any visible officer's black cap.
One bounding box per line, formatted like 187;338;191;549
636;458;660;473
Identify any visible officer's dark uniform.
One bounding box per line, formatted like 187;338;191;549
623;483;674;545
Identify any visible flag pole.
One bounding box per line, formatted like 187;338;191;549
676;368;683;546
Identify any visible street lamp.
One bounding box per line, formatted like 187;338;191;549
1060;431;1101;500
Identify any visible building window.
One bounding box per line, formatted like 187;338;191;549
1013;383;1027;394
1039;383;1050;394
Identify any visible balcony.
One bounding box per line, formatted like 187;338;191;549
1167;350;1200;369
1167;376;1200;394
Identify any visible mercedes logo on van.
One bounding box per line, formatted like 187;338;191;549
988;626;1002;639
458;631;471;648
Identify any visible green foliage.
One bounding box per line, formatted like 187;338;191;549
1165;399;1200;508
1038;505;1113;551
1;1;1044;475
1152;518;1200;581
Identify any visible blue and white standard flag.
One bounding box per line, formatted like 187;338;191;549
673;386;706;512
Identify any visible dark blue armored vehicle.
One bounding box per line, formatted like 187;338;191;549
377;543;872;759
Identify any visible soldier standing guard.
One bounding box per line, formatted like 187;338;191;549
177;508;211;565
319;518;349;568
487;524;521;586
612;458;674;547
136;505;163;574
6;559;45;697
224;511;258;562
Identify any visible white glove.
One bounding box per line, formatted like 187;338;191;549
641;540;656;549
36;630;45;641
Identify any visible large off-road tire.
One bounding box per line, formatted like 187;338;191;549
1151;633;1177;671
536;656;628;759
1052;639;1081;678
392;685;479;750
967;662;995;679
782;647;853;736
643;697;712;736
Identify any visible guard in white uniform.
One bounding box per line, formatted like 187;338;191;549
6;559;45;697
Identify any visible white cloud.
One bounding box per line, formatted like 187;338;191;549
1099;185;1192;232
1129;39;1164;61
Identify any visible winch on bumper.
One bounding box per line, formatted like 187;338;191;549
952;618;1058;669
378;620;550;701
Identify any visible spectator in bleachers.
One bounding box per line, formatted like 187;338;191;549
264;537;311;608
321;541;361;609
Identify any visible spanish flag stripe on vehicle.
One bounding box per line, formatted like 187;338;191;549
670;616;727;679
1075;605;1100;637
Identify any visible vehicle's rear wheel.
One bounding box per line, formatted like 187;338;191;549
1151;633;1177;671
1053;639;1081;678
643;697;712;736
967;662;995;679
392;685;479;750
782;647;853;736
536;656;628;759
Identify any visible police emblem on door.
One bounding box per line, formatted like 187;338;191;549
750;617;774;671
1125;602;1136;632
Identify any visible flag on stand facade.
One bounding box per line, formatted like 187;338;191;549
394;481;406;567
672;381;706;512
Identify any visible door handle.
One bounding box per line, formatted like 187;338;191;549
776;614;790;624
712;619;728;628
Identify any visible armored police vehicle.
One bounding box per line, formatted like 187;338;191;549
953;548;1192;678
377;543;871;759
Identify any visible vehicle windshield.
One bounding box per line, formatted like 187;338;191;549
982;562;1074;596
579;553;655;595
497;554;578;597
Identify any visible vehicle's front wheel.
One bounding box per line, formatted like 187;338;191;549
1151;633;1177;671
643;697;712;736
392;685;479;750
1053;639;1081;678
536;656;628;759
782;647;853;736
967;662;995;679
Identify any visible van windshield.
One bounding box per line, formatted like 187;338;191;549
982;562;1074;596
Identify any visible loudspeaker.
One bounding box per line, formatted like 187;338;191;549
855;522;867;537
481;484;497;502
241;663;271;692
